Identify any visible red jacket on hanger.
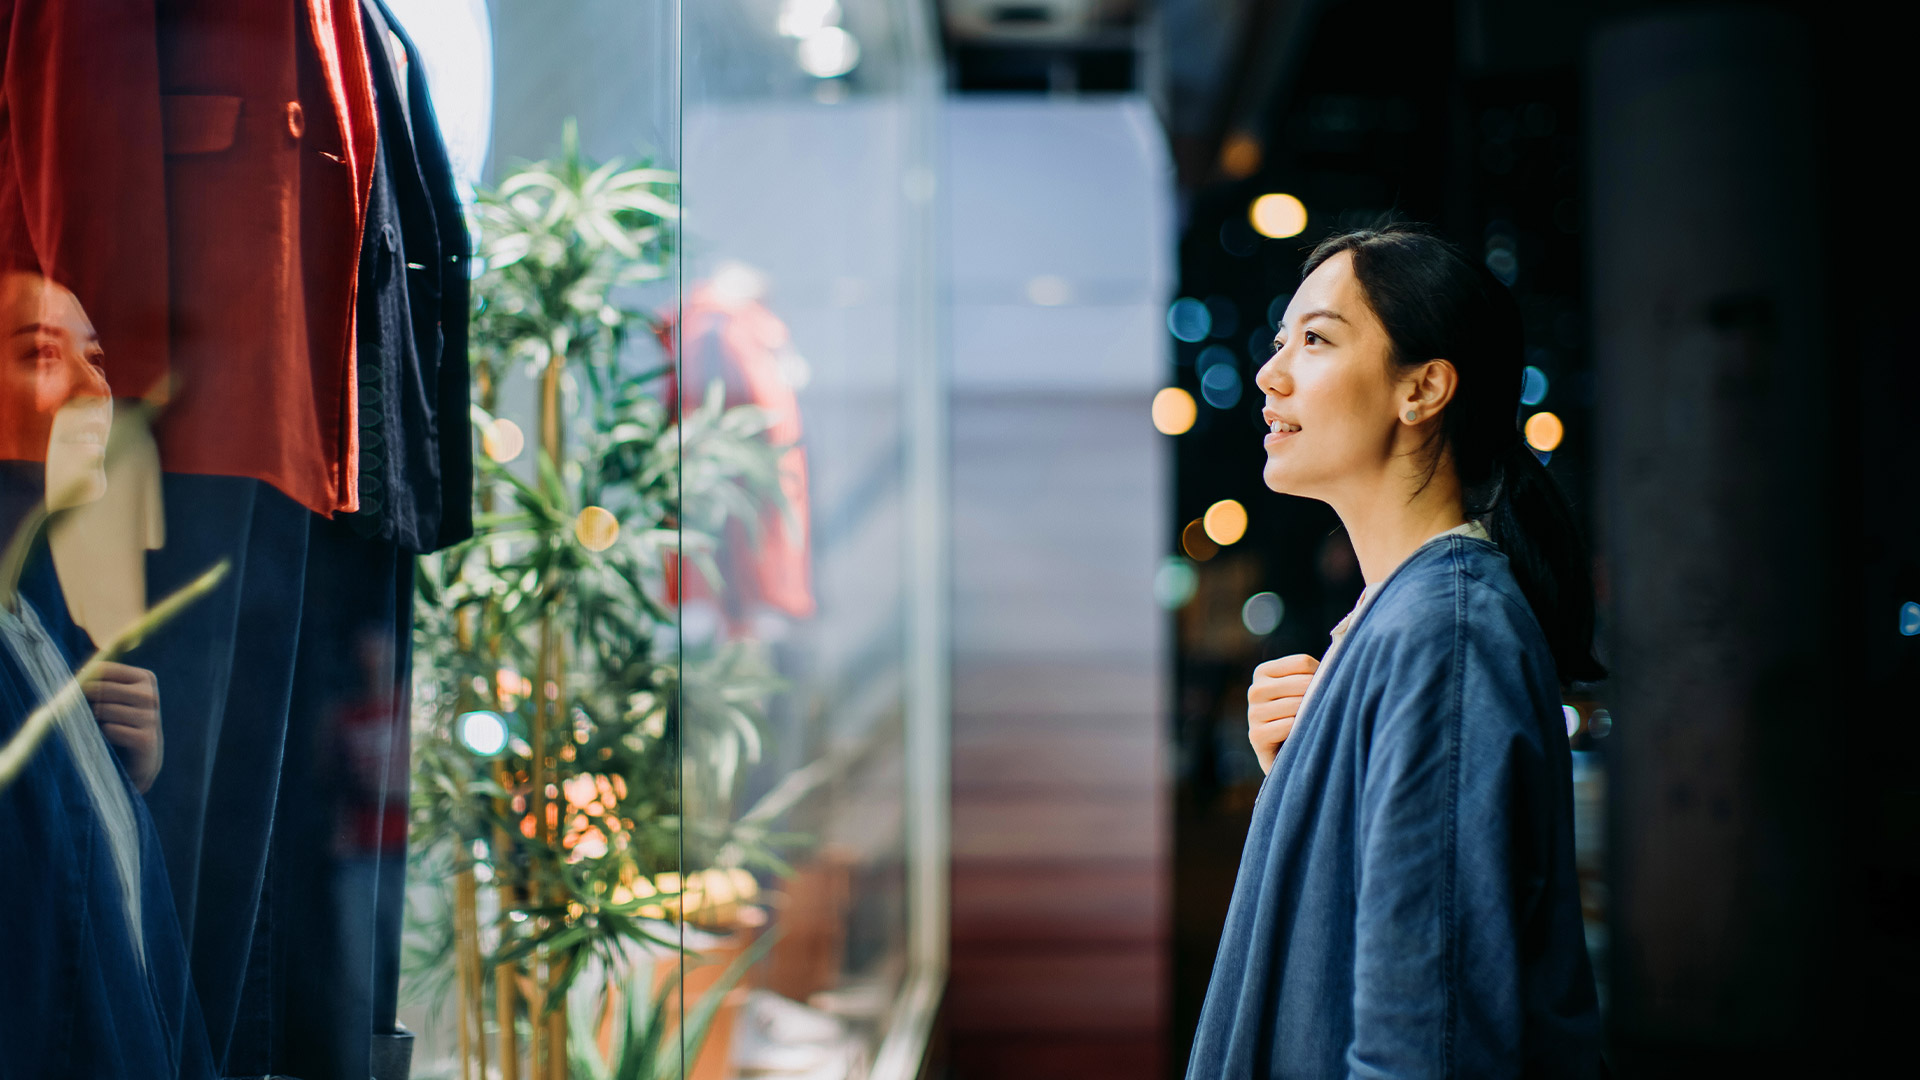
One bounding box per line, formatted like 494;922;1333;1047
0;0;377;516
658;280;816;626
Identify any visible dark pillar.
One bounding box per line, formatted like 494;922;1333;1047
1589;8;1835;1070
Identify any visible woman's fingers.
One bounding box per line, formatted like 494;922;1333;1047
1247;671;1315;704
1253;653;1320;680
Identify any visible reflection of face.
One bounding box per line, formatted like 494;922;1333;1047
1253;252;1402;501
0;272;111;503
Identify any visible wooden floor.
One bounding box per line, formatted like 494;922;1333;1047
946;392;1168;1080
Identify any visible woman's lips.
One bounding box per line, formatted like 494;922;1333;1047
1263;429;1298;449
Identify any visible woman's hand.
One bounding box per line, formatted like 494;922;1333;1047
1248;654;1319;774
85;662;162;793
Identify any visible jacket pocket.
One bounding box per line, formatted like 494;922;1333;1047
161;95;242;155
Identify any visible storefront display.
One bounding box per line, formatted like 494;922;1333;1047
1;2;944;1077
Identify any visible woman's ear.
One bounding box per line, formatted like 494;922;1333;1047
1400;359;1459;424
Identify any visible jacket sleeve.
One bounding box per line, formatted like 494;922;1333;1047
1347;588;1540;1078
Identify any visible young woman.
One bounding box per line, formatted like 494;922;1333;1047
1187;226;1605;1078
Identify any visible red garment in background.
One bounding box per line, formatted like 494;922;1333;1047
658;281;815;624
0;0;376;515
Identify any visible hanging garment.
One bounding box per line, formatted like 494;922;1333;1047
0;481;215;1080
0;0;379;518
658;279;817;626
342;0;474;553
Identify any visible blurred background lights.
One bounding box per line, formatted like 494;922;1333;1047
777;0;840;37
1199;363;1242;409
1589;709;1612;739
1180;519;1218;562
457;710;508;757
1241;591;1285;636
1562;704;1580;738
1167;297;1211;342
1525;410;1565;452
1267;294;1292;328
482;416;524;463
1521;365;1550;406
1203;499;1248;546
574;505;620;551
1901;601;1920;636
1152;387;1197;436
1026;274;1071;306
1249;193;1309;239
1198;363;1244;409
1218;131;1262;179
1154;557;1200;609
796;25;859;78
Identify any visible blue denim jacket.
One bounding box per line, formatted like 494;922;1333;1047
1187;536;1601;1079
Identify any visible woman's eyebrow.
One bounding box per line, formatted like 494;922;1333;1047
1275;309;1350;333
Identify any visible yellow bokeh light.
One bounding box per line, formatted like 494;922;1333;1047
1203;499;1249;546
482;417;525;463
1152;387;1198;435
1250;193;1308;239
1524;411;1565;452
1219;131;1263;179
1181;519;1218;562
574;505;621;551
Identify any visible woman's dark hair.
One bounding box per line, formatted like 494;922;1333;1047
1303;223;1605;684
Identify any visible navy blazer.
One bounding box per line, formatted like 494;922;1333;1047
1187;535;1602;1079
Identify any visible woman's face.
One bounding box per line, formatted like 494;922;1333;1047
0;272;112;503
1253;251;1405;501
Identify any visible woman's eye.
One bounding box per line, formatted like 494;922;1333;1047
1304;330;1323;345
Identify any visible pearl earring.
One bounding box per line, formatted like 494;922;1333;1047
1405;409;1418;422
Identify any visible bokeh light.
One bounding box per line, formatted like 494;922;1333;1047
1249;193;1309;239
1155;557;1200;609
1241;592;1285;636
1152;387;1197;436
1521;365;1549;406
457;710;509;757
1203;499;1248;546
1562;704;1580;738
797;26;859;78
1589;709;1612;739
1181;519;1218;562
1247;326;1275;362
1901;601;1920;637
575;505;620;551
1267;293;1292;328
1167;297;1211;342
1219;131;1262;179
1525;410;1564;452
1199;363;1242;409
482;417;525;463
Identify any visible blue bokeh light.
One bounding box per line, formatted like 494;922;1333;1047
1901;601;1920;637
1168;297;1211;343
1521;365;1549;406
1200;363;1242;409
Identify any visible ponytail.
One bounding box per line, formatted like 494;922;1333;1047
1480;439;1606;685
1304;224;1606;687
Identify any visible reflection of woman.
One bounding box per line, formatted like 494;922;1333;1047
0;270;211;1079
1189;227;1604;1077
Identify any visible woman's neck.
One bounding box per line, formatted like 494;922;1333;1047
1330;461;1468;585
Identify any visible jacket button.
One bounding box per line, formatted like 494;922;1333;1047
285;101;305;139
